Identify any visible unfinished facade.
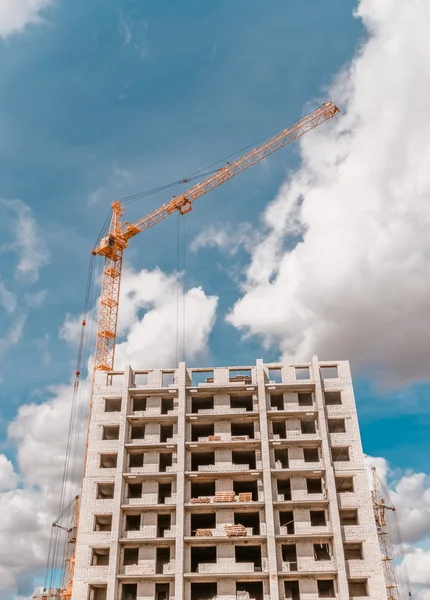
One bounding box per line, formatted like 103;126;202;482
71;358;387;600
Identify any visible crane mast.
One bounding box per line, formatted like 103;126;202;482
47;101;339;598
371;467;400;600
93;101;339;371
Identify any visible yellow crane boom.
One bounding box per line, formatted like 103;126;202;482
93;101;339;372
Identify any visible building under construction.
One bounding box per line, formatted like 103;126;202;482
69;357;387;600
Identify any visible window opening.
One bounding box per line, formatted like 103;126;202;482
306;478;323;494
298;392;313;406
133;397;146;412
105;397;121;412
295;367;310;380
324;391;342;405
102;425;119;440
123;547;139;565
328;418;346;433
332;447;350;461
100;453;117;468
273;421;286;439
235;545;262;570
158;482;172;504
127;482;142;499
191;452;215;471
191;423;214;442
321;366;338;379
279;510;294;534
129;452;143;468
284;581;300;600
156;547;170;574
125;514;140;531
277;479;291;501
230;395;253;412
274;448;289;468
231;421;255;439
159;452;173;472
335;477;354;492
303;448;319;463
91;547;110;566
233;479;258;501
340;509;358;526
300;419;316;434
191;512;216;535
234;511;260;535
191;546;216;572
317;580;335;598
282;543;298;571
310;510;326;526
191;396;214;413
161;397;174;414
314;543;331;561
94;514;112;532
97;483;114;499
232;450;256;470
160;424;174;443
157;513;171;537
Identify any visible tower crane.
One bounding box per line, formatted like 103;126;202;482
39;101;339;599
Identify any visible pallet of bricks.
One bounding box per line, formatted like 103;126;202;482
238;492;252;502
214;491;235;503
191;497;210;504
224;524;247;537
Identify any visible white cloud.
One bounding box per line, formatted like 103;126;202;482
190;222;258;256
405;548;430;586
226;0;430;386
0;315;26;353
1;199;49;283
0;0;54;37
0;455;19;491
115;267;218;368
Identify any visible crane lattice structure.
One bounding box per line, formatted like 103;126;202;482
42;101;340;599
371;467;400;600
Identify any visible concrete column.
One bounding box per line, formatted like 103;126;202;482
311;355;349;600
174;362;187;600
256;358;279;600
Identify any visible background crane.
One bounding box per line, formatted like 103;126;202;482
38;101;340;599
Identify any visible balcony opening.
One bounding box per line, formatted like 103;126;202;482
277;479;291;501
317;580;335;598
306;477;323;494
191;480;215;499
235;545;262;571
160;424;174;443
94;514;112;532
303;448;319;463
105;397;121;412
191;546;216;573
234;511;260;535
159;453;173;472
321;365;338;379
162;371;175;387
130;425;145;440
328;418;346;433
97;483;114;499
236;581;264;600
191;395;214;413
191;582;217;600
232;450;256;470
191;423;215;442
282;543;298;571
340;509;358;526
100;453;117;468
314;543;331;561
121;583;137;600
127;482;142;499
279;510;294;534
156;547;170;574
191;370;214;386
298;392;313;407
88;585;107;600
157;513;171;538
91;547;110;566
295;367;310;380
324;391;342;405
129;452;143;468
123;547;139;566
230;395;253;412
310;510;326;526
335;476;354;492
234;479;258;501
191;512;216;535
300;419;316;434
132;397;146;412
158;482;172;504
268;367;282;383
134;372;148;386
270;393;284;410
284;580;300;600
273;421;286;439
155;583;170;600
125;514;141;531
229;369;252;384
332;446;350;461
348;580;368;597
344;543;363;560
161;397;174;415
191;452;215;471
274;448;289;469
231;421;255;439
102;425;119;440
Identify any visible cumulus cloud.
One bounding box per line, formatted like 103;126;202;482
1;199;49;283
0;0;54;37
226;0;430;386
0;454;19;491
0;265;217;597
190;222;259;256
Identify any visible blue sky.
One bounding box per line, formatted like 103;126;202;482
1;0;430;596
